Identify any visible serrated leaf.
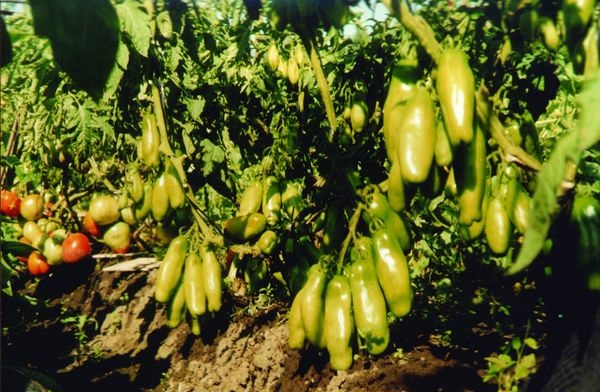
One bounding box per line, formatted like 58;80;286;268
116;0;151;57
156;11;173;39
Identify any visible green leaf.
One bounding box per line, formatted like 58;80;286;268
1;240;36;258
199;139;225;176
116;0;151;57
507;82;600;274
511;337;522;351
523;337;539;350
186;97;206;120
103;39;130;101
30;0;120;98
576;70;600;151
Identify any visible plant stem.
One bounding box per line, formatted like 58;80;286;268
337;203;364;269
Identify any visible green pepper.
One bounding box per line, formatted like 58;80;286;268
238;181;263;216
396;87;437;184
348;238;389;355
383;59;420;162
224;212;267;242
372;228;412;317
262;176;281;225
166;279;186;328
152;173;171;222
436;48;475;145
202;247;222;312
155;235;188;303
184;251;206;316
484;197;512;255
324;275;354;371
299;264;327;348
453;123;487;225
140;110;160;167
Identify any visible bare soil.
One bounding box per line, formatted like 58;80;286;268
2;261;500;392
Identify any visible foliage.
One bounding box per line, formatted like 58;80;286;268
1;0;599;389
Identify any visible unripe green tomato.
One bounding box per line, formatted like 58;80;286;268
387;160;406;212
152;173;171;221
454;124;487;225
278;59;288;78
436;48;475;145
140;111;160;168
324;275;354;371
372;228;412;317
348;245;389;355
539;18;559;52
257;230;278;255
22;220;44;244
20;194;44;221
299;264;327;348
288;58;299;85
282;182;303;219
350;101;368;133
184;251;207;316
262;176;281;225
43;236;63;265
224;212;267;241
135;182;153;221
435;121;454;167
202;247;222;312
127;167;145;204
383;59;420;162
155;235;188;303
485;198;512;254
238;181;263;216
166;280;186;328
266;44;280;72
396;87;436;184
288;289;306;349
511;189;532;234
165;166;186;209
103;221;131;253
89;194;120;226
120;206;138;225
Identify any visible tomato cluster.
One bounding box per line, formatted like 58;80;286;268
2;189;91;275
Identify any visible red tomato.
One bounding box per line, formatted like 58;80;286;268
1;190;21;218
62;233;91;263
28;252;50;275
20;194;44;221
83;213;101;237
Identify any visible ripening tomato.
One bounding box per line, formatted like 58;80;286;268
1;190;21;218
20;194;44;221
61;233;91;263
28;252;50;275
83;213;102;237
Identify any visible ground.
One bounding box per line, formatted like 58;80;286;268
2;260;505;392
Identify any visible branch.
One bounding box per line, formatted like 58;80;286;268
382;0;543;172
